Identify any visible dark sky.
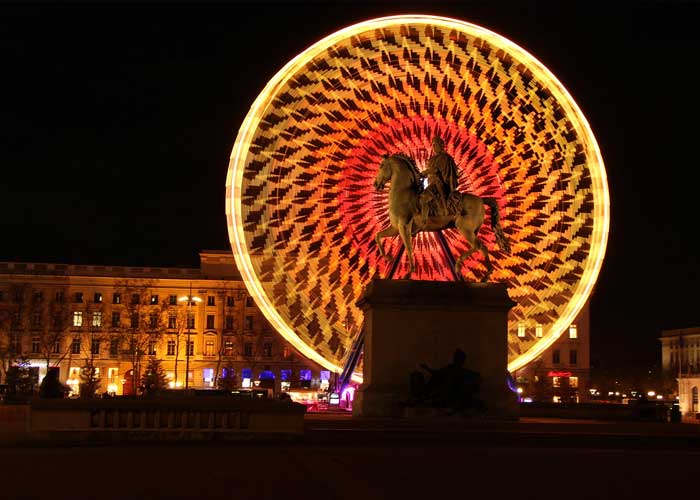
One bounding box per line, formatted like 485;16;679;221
1;1;698;374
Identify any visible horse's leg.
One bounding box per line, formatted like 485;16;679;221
375;225;399;262
478;237;493;283
397;220;414;279
454;217;479;279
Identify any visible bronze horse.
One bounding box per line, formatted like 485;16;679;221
373;154;511;281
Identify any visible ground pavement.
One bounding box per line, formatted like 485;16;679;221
1;414;698;500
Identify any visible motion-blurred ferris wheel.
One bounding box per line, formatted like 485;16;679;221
226;15;609;380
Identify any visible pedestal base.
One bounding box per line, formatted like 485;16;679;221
352;279;518;420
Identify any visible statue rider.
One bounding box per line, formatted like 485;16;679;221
420;136;459;219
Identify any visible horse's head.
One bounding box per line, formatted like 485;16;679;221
374;154;393;191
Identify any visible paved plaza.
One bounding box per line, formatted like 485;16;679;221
2;415;699;500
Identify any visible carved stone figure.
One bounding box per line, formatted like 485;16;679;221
407;348;482;412
373;151;510;281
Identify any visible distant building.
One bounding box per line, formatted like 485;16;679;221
0;251;591;402
513;303;591;403
660;326;700;416
0;251;324;396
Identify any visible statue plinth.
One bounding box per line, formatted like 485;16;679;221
352;279;518;419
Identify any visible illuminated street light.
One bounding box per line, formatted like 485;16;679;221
179;291;202;390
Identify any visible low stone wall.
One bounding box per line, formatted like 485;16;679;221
1;398;306;445
519;402;656;421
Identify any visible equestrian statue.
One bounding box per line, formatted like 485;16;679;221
373;136;511;281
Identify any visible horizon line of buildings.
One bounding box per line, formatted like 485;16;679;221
0;250;591;402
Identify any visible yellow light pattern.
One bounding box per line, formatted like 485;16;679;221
225;15;609;378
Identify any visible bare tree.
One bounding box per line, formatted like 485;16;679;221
36;287;73;371
0;284;30;384
113;279;167;395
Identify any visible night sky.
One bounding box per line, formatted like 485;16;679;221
1;1;698;375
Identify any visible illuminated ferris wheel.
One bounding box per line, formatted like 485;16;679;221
225;15;609;380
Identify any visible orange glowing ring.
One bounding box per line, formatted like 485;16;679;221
225;15;609;378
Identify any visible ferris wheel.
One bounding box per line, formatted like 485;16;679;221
225;15;609;381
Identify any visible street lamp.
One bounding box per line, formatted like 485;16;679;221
178;292;202;390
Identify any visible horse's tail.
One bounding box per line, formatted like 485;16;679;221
482;197;511;254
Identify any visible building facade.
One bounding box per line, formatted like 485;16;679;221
0;251;323;396
0;250;591;401
660;326;700;416
513;303;591;402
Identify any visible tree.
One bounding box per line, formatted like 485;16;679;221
5;356;38;397
217;360;237;391
79;362;101;398
141;358;168;395
213;287;244;387
0;284;30;384
113;279;167;394
35;286;73;372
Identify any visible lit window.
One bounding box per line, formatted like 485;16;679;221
203;368;214;384
552;376;561;388
569;325;578;339
535;324;543;338
242;368;252;387
570;376;579;389
517;322;526;338
205;340;215;356
73;311;83;327
167;340;176;356
207;296;215;306
91;311;102;327
224;340;234;356
283;346;291;358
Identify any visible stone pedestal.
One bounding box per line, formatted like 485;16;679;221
352;279;518;419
